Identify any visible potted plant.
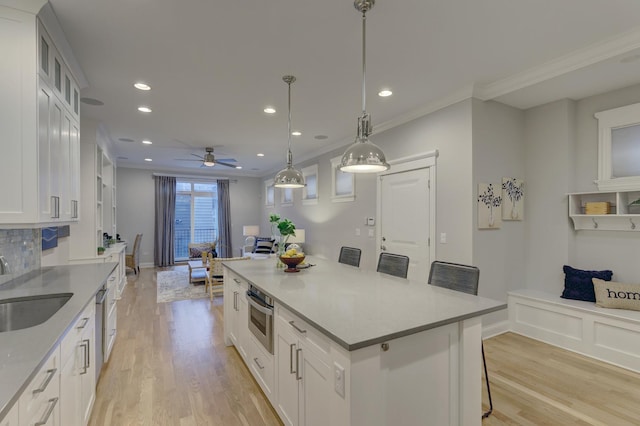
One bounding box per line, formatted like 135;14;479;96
269;214;297;266
97;246;105;255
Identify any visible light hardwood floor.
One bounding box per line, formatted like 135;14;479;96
90;266;640;425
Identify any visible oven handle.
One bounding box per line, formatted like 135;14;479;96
246;293;274;316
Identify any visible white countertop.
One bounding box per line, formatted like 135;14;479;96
0;263;117;419
224;256;506;351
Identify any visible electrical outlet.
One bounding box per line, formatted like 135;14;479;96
334;362;345;397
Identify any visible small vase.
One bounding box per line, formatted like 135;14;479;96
488;208;495;227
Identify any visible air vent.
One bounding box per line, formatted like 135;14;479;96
118;138;134;143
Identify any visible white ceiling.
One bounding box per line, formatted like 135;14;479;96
46;0;640;177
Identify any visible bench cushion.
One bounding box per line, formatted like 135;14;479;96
594;278;640;311
561;265;613;302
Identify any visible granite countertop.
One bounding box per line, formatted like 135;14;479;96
224;256;507;351
0;263;117;420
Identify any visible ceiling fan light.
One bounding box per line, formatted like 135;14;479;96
203;153;215;166
274;166;306;188
339;136;390;173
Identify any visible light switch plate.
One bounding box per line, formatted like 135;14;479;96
334;362;345;397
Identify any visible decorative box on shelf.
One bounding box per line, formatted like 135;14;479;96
585;202;611;215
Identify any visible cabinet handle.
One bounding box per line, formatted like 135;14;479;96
233;291;238;311
289;343;296;374
289;320;307;334
34;397;59;426
295;348;303;381
32;368;57;395
76;317;89;330
73;200;78;218
81;338;90;374
253;357;265;370
111;328;116;337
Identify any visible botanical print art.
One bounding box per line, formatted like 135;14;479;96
501;177;524;220
477;183;502;229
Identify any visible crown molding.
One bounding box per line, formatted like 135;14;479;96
0;0;46;14
477;25;640;101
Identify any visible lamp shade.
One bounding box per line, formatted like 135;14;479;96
274;165;306;188
287;229;305;244
243;225;259;236
339;137;389;173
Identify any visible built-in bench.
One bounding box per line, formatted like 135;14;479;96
509;288;640;373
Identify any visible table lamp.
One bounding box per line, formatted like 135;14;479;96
243;225;259;246
286;229;305;253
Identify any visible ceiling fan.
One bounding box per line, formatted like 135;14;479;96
175;147;237;168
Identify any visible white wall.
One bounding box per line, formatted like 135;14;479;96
116;168;262;266
472;99;525;326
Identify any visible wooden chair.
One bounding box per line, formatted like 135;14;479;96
125;233;142;274
205;255;250;301
376;252;409;278
428;260;492;419
338;246;361;267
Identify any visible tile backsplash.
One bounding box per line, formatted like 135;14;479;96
0;229;41;286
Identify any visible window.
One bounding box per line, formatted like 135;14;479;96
65;75;71;104
281;187;293;206
330;156;355;202
174;180;218;260
40;37;49;75
595;102;640;190
54;59;61;91
265;179;274;207
302;164;318;205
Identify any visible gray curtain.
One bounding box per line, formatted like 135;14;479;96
154;176;176;266
217;179;232;258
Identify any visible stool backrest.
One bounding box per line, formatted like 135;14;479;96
428;261;479;295
339;246;362;267
376;252;409;278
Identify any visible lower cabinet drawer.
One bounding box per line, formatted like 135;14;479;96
105;305;117;361
20;347;60;425
247;334;275;401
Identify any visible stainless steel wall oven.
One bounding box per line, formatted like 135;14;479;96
246;285;274;354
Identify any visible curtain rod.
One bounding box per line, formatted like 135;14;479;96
151;172;237;183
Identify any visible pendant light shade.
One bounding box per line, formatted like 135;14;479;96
339;0;390;173
274;75;305;188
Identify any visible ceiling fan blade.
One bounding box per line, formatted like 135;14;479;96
191;153;204;159
217;161;238;168
174;158;203;162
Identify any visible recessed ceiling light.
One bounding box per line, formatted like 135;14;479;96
235;166;243;169
378;89;393;97
138;106;152;113
291;131;302;136
257;153;265;157
314;135;328;140
144;158;152;162
80;97;104;106
264;107;276;114
134;82;151;91
118;137;134;142
142;140;152;145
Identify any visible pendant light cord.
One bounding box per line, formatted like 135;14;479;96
361;9;367;116
283;75;296;166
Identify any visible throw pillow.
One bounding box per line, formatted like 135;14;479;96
561;265;613;302
253;237;274;253
254;239;274;254
188;243;217;259
593;278;640;311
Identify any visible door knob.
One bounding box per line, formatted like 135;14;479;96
380;245;386;251
382;236;386;241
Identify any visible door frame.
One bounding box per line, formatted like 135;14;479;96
376;150;438;271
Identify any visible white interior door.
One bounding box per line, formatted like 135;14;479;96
379;162;433;281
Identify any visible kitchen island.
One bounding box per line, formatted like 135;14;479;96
0;262;117;423
223;256;506;426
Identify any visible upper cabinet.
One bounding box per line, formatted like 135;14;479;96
0;6;80;226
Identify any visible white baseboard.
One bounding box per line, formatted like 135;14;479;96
482;320;509;339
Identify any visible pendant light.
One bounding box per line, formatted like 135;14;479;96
339;0;390;173
274;75;306;188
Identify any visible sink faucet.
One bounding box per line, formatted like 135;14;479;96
0;256;9;275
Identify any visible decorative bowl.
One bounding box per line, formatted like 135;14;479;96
279;255;306;273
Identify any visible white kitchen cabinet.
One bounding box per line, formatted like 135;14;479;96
19;345;61;426
275;306;333;426
0;402;18;426
60;301;96;426
568;190;640;231
224;270;249;361
0;6;80;226
247;334;275;402
104;269;118;362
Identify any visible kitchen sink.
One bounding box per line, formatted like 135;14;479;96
0;293;73;332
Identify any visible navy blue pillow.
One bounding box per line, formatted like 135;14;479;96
561;265;613;302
